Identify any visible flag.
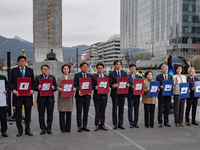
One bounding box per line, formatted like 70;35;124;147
167;58;175;76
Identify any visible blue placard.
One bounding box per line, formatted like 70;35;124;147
148;81;160;97
163;80;173;96
194;81;200;97
179;83;190;99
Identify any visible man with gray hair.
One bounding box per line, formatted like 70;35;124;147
156;64;173;127
185;67;199;126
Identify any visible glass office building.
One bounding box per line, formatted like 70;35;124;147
120;0;200;61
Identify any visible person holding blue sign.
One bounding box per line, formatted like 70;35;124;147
185;67;199;126
156;64;173;128
173;64;187;127
142;71;157;128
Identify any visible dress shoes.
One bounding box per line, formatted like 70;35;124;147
113;126;117;130
192;122;199;125
61;130;65;133
40;129;46;135
16;131;23;137
101;125;108;131
179;123;184;127
134;124;139;128
185;122;191;126
158;124;162;128
176;123;180;127
77;127;82;132
118;125;125;130
82;127;90;131
94;126;99;131
25;131;33;136
66;130;71;133
164;123;171;127
130;124;134;128
47;129;52;134
2;133;8;137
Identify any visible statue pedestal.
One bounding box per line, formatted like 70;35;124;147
33;61;64;76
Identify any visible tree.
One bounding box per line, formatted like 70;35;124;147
0;58;5;70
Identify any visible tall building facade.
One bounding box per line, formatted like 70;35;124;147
120;0;200;60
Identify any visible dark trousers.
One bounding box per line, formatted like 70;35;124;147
112;96;125;126
174;95;185;124
144;104;155;127
94;99;107;126
59;112;71;131
157;98;171;124
0;107;7;133
76;97;90;128
37;98;54;130
128;97;140;125
185;98;198;123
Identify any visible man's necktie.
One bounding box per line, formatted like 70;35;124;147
45;76;47;79
165;75;167;80
192;78;194;82
118;71;120;77
21;68;24;78
132;75;135;79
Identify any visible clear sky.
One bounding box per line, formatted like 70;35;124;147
0;0;120;47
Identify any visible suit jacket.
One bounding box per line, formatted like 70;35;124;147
56;74;74;112
9;66;34;107
34;74;57;104
187;76;199;99
93;73;108;101
109;70;128;98
74;72;94;100
127;74;141;99
142;79;156;104
156;73;172;100
0;75;8;92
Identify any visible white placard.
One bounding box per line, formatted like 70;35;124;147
119;82;127;89
0;80;7;107
82;82;90;89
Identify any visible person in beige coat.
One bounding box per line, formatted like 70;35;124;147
57;64;76;133
142;70;157;128
173;64;187;127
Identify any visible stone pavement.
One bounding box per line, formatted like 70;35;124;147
1;92;200;150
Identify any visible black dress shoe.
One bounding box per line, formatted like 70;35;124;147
113;126;117;130
66;130;71;133
185;122;191;126
47;129;52;134
82;127;90;131
61;130;65;133
25;131;33;136
134;124;139;128
40;129;46;135
2;133;8;137
118;125;125;129
130;124;134;128
77;127;82;132
16;131;23;137
192;122;199;125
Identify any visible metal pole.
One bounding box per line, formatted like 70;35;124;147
7;52;11;117
76;48;78;72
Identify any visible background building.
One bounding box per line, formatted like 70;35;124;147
120;0;200;61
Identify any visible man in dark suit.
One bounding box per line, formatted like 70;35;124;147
93;62;109;131
127;64;141;128
35;64;57;135
74;62;94;132
156;64;172;127
0;75;8;137
9;55;35;137
185;67;199;126
109;60;129;130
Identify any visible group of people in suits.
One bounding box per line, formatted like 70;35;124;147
0;56;199;138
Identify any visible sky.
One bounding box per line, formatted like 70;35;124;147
0;0;120;47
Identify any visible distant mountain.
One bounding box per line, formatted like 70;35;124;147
0;35;89;61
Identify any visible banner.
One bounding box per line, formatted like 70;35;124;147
17;78;31;96
167;57;175;76
179;82;190;99
40;78;53;96
117;77;129;94
194;81;200;97
61;80;74;97
162;80;173;96
97;77;109;94
79;77;92;95
133;79;144;95
148;81;160;97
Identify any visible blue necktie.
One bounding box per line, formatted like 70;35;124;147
118;71;120;77
21;68;24;78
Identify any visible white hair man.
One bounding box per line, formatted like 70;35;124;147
185;67;199;126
